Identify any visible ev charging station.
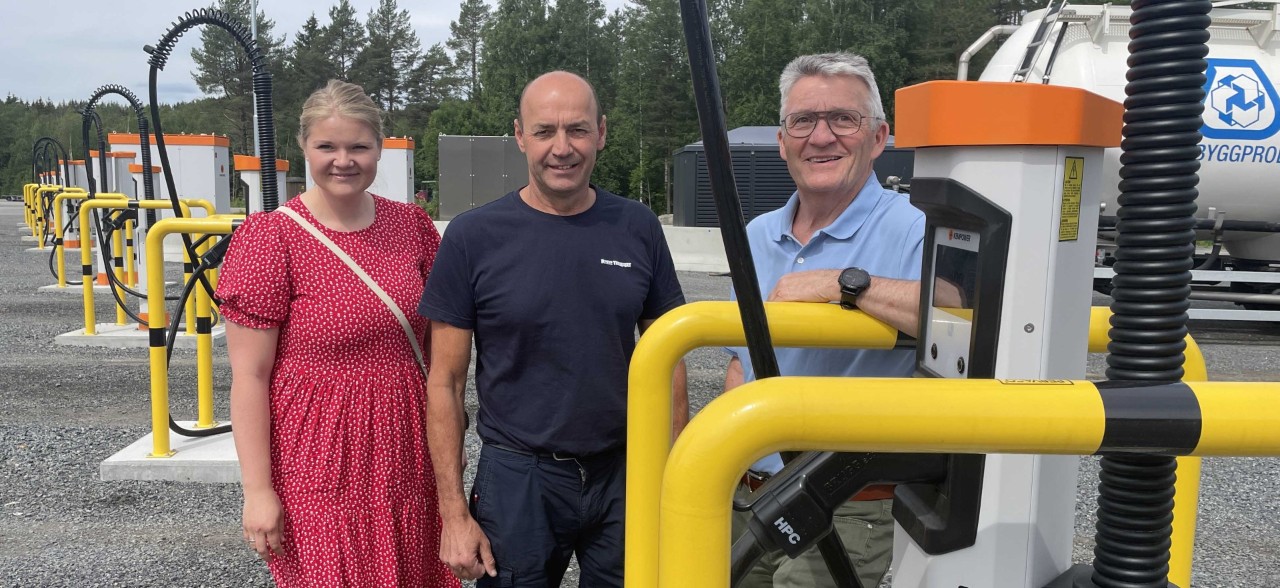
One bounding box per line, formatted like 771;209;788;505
234;154;289;212
888;81;1121;586
304;136;415;203
108;133;232;213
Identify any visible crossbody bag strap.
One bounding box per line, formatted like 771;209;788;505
277;206;429;379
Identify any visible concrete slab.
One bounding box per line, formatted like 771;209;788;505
37;280;171;294
25;246;88;253
100;422;239;484
38;283;127;293
54;323;224;349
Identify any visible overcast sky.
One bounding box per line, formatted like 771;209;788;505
0;0;627;105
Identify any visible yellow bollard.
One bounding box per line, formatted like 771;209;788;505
124;216;137;288
193;234;218;429
145;216;239;457
111;215;127;325
75;195;131;334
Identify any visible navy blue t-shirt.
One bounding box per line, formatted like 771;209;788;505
418;187;685;456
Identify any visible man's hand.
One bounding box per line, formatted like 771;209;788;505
768;269;841;303
440;514;497;580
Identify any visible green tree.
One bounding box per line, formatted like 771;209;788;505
719;0;802;127
190;0;285;156
447;0;492;102
325;0;367;79
479;0;554;133
607;0;699;210
356;0;423;124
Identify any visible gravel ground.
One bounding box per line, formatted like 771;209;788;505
2;200;1279;586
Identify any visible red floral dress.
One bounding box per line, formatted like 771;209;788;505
216;195;458;588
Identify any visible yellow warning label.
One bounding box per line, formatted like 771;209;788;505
997;379;1074;385
1059;157;1084;241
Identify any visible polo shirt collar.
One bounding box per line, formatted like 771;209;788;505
769;172;883;244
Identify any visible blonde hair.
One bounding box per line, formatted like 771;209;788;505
297;79;384;148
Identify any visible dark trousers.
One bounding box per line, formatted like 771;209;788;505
470;443;626;588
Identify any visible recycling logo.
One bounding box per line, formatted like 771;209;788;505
1202;58;1280;140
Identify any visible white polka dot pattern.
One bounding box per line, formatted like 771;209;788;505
217;195;459;587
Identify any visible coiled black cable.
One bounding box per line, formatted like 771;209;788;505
143;9;274;438
79;86;165;324
1094;1;1210;587
145;8;277;212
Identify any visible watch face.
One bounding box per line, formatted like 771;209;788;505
840;268;870;292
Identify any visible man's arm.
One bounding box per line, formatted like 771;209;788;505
724;355;744;393
640;318;689;441
769;269;920;337
425;321;495;580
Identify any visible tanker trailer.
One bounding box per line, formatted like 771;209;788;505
965;0;1280;319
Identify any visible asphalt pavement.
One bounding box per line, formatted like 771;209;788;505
1;201;1278;586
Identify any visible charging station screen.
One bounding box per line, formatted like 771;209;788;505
923;226;980;378
932;245;978;314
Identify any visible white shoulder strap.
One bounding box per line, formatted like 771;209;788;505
277;206;429;379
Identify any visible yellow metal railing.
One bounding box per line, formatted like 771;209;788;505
76;198;192;334
145;216;241;457
626;301;1210;588
49;189;117;287
654;377;1280;587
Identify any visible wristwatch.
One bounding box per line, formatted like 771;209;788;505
838;267;871;310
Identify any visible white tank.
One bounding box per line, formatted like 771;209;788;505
976;3;1280;263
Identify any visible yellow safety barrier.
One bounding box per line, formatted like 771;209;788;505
625;301;901;588
23;183;39;236
76;198;193;334
49;189;115;287
33;185;80;245
626;301;1209;588
654;377;1280;587
145;216;241;456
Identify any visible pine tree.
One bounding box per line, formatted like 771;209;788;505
324;0;367;80
447;0;492;102
190;0;285;156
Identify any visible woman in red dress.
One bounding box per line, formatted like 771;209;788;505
217;79;459;588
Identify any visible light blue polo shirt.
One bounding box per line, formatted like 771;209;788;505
727;173;926;474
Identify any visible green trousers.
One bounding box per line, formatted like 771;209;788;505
730;484;894;588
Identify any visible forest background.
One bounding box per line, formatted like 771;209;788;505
2;0;1132;213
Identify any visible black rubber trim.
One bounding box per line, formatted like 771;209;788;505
196;316;212;334
81;265;92;277
1096;380;1201;454
149;327;166;348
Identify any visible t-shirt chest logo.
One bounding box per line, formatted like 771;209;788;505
600;258;632;268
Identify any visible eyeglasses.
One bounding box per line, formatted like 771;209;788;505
780;110;878;138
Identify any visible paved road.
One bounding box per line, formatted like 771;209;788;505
1;202;1277;586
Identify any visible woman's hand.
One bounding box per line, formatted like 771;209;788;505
242;487;285;562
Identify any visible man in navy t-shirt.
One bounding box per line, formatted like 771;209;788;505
418;71;687;588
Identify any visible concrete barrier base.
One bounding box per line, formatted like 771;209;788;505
101;422;239;484
54;323;224;349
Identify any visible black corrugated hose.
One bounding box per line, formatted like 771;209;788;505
676;0;859;585
141;9;277;438
1095;1;1210;587
78;85;167;322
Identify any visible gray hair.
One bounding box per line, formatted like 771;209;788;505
778;52;885;127
297;79;384;149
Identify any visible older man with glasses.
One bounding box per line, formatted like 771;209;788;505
723;52;926;588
